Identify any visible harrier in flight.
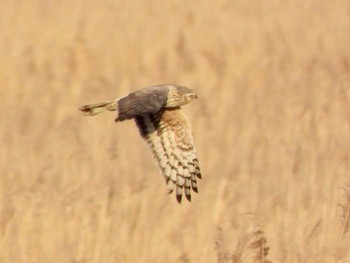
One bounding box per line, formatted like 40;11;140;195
79;84;201;203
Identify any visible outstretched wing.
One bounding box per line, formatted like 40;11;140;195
117;86;169;121
135;107;201;203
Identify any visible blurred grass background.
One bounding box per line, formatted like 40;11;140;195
1;0;350;262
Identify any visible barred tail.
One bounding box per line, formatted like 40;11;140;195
79;99;119;116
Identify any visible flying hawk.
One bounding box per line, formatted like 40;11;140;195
79;84;201;203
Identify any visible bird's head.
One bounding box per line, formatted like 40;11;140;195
166;85;198;107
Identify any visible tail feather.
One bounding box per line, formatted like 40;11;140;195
79;99;119;116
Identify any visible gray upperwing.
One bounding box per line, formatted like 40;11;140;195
116;86;169;121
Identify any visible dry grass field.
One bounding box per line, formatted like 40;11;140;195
1;0;350;262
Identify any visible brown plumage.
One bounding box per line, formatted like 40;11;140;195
79;84;201;203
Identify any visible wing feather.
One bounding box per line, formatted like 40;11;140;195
117;86;168;121
135;108;201;203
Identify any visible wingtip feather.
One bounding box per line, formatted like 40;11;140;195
176;194;182;203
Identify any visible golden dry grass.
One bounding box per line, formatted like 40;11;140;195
1;0;350;262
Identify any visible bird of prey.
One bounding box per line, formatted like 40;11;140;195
79;84;201;203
